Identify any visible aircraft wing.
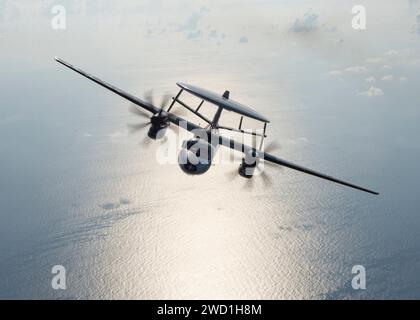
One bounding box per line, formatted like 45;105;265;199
217;135;379;195
261;152;379;195
54;57;203;132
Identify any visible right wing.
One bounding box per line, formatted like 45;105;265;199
55;57;160;114
261;152;379;195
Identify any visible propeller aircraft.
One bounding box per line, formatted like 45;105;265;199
55;57;379;195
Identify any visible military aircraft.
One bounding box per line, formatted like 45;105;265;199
54;57;378;195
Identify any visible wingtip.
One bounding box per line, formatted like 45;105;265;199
54;56;63;63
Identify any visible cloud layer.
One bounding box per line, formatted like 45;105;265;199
358;86;384;97
291;12;318;33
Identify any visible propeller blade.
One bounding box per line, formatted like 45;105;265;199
127;122;150;133
260;158;283;171
225;167;239;181
260;169;273;187
243;177;255;191
144;89;154;105
160;92;172;109
264;140;281;153
141;135;151;147
129;104;150;118
168;106;189;117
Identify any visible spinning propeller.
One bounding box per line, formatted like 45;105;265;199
128;90;172;140
226;139;282;189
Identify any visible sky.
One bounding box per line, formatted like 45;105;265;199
2;0;420;100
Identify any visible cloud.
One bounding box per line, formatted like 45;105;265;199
291;12;319;33
209;29;218;38
239;36;248;43
323;26;337;33
328;66;367;77
366;76;376;83
381;75;394;81
409;14;420;34
385;48;412;59
176;6;209;40
361;48;420;71
344;66;367;74
400;76;408;81
358;86;384;97
385;49;399;57
366;57;384;64
187;29;202;40
329;70;342;76
204;30;226;44
177;12;202;32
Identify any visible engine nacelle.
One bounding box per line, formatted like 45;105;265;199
239;150;260;178
178;138;217;175
148;111;170;139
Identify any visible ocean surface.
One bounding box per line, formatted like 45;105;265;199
1;1;420;299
